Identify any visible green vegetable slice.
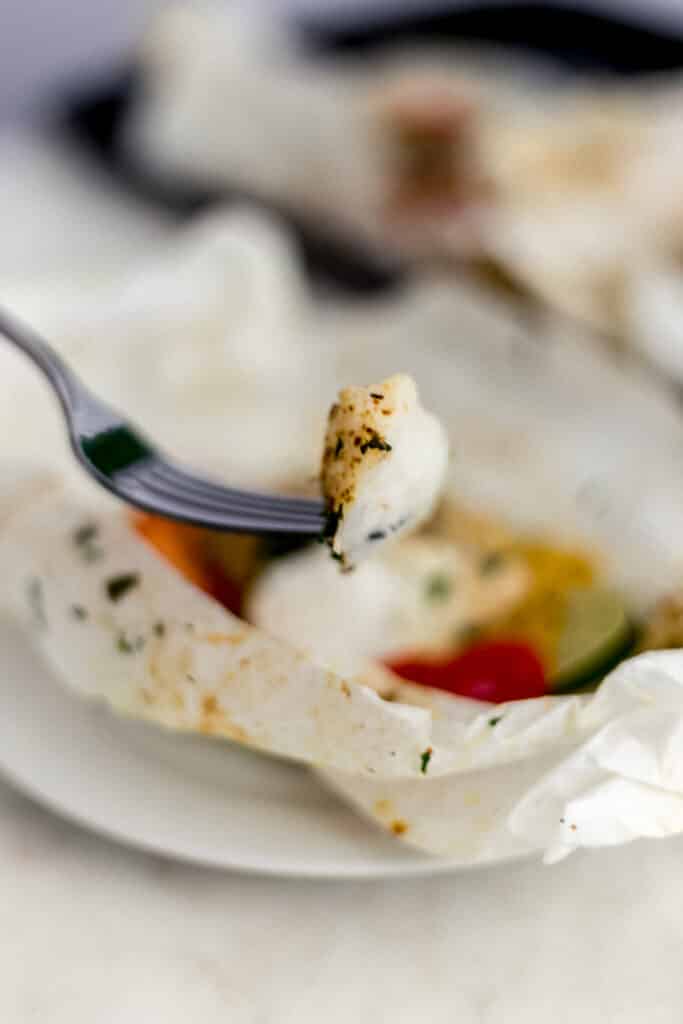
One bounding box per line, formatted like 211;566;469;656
551;588;633;692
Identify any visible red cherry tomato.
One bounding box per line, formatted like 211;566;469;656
387;640;547;703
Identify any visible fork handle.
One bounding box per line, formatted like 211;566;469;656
0;307;78;415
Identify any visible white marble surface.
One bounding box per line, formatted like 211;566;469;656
2;130;683;1022
2;777;683;1022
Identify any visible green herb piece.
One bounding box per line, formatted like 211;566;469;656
73;523;98;547
72;521;104;563
71;605;88;621
420;747;433;774
153;621;165;637
116;632;134;653
367;529;387;542
425;573;452;602
116;631;145;653
26;578;46;629
480;551;506;576
390;515;409;533
105;573;140;602
488;716;502;727
359;433;392;455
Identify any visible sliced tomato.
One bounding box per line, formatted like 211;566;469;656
387;640;547;703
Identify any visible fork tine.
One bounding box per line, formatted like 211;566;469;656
147;460;323;516
118;480;325;534
129;462;324;523
117;464;325;534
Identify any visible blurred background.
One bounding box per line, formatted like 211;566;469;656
3;0;683;122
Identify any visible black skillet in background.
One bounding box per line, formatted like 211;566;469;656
63;1;683;295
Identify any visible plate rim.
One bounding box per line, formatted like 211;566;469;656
0;728;531;881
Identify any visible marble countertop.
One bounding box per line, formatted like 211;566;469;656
2;775;682;1023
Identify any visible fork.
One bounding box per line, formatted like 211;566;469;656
0;308;326;535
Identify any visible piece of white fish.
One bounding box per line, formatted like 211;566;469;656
321;375;449;569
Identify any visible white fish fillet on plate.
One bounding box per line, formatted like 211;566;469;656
320;374;449;569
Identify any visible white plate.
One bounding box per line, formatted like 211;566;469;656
0;620;472;879
6;265;683;878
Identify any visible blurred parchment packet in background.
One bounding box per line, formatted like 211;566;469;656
0;131;174;282
123;2;531;260
5;0;683;121
122;2;683;386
